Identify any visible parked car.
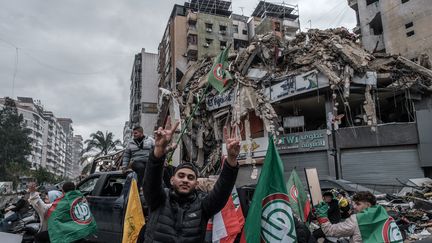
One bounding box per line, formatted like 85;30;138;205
76;171;146;243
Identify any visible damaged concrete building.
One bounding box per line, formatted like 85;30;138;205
155;0;432;190
348;0;432;65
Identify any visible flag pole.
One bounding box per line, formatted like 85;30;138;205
166;82;211;164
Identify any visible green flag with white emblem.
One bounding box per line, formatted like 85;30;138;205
207;45;232;93
356;205;403;243
48;190;97;243
240;136;297;243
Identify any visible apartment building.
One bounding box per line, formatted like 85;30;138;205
348;0;432;61
0;97;78;178
128;48;159;136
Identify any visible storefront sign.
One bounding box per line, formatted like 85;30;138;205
276;130;328;153
265;70;329;103
206;89;235;111
222;136;268;159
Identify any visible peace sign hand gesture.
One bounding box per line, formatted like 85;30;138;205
224;126;241;167
153;121;180;159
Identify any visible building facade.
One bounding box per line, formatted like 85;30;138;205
128;48;159;136
0;97;78;178
72;135;83;178
348;0;432;61
58;118;74;178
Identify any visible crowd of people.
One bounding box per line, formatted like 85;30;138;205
0;124;410;243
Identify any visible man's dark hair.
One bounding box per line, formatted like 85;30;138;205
133;126;143;132
323;191;333;198
352;191;376;205
62;181;76;193
174;163;199;178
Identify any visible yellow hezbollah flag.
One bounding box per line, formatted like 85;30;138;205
122;178;145;243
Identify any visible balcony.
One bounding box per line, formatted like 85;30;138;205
187;12;197;23
187;26;197;36
187;43;198;52
283;19;300;32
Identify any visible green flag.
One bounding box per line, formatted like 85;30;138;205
240;136;297;243
207;45;232;93
286;169;311;223
48;190;97;243
356;205;403;243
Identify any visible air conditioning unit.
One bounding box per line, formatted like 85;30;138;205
220;46;226;50
203;43;210;48
219;30;226;35
206;28;212;33
183;53;188;57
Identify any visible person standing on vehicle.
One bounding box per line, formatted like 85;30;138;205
122;126;155;190
143;123;240;243
313;191;342;240
315;191;403;243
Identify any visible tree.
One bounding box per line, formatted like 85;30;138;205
0;97;32;183
32;167;61;184
84;130;122;156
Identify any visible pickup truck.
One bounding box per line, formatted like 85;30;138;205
76;171;147;243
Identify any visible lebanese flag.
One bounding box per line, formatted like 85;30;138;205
212;187;245;243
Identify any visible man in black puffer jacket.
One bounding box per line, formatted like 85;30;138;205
143;123;240;243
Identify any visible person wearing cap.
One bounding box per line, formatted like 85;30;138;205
142;123;240;243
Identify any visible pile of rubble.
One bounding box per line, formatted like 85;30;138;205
378;179;432;241
164;28;432;175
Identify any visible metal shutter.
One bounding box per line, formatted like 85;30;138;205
281;151;329;186
341;146;424;185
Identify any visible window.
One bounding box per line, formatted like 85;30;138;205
205;38;213;45
220;41;227;50
187;34;197;45
78;176;100;196
401;0;409;3
100;175;126;197
205;23;213;32
233;24;238;33
242;29;248;35
366;0;379;5
405;22;413;29
142;102;158;113
219;25;227;31
274;22;281;32
406;30;415;37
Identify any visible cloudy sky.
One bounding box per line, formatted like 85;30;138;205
0;0;356;142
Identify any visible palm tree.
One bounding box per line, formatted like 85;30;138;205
84;130;122;156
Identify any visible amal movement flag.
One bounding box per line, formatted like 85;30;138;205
356;205;403;243
212;187;245;243
122;177;145;243
207;44;233;93
240;137;297;243
47;190;97;243
286;169;311;223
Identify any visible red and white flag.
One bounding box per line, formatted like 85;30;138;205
212;187;245;243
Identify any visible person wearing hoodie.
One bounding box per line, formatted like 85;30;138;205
28;182;73;243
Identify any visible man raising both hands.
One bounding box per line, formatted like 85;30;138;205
143;122;241;243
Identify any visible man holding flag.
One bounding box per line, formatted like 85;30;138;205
315;191;403;243
47;182;97;243
241;137;316;243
